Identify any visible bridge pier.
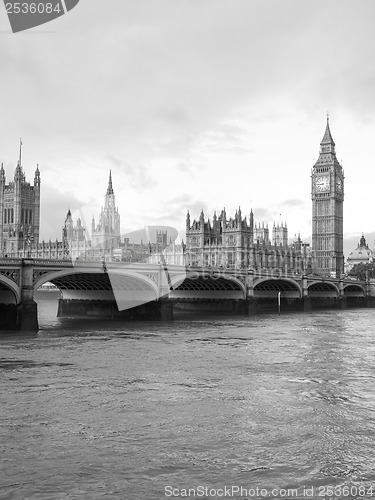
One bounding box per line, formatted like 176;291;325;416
0;300;39;332
246;297;257;315
159;298;174;321
16;259;39;331
303;296;312;312
338;296;347;309
365;296;375;307
302;277;311;312
17;300;39;331
245;274;257;315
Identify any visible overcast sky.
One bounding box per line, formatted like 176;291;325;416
1;0;375;256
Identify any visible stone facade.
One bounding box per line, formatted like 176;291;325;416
311;118;344;277
60;174;174;262
0;156;40;257
185;208;311;273
148;240;186;266
91;171;121;252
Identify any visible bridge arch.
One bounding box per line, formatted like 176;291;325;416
253;277;302;298
170;271;246;299
34;268;160;309
307;281;339;298
0;276;19;304
343;283;366;297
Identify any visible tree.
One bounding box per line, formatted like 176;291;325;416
348;262;375;281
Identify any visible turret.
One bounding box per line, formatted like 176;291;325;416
212;211;218;232
221;208;227;225
63;209;73;240
14;161;22;182
0;163;5;183
237;206;242;223
33;164;41;246
199;209;204;229
34;165;41;186
65;209;73;225
249;209;254;231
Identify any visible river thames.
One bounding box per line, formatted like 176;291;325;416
1;302;375;499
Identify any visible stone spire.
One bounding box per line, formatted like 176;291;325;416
315;115;340;165
321;114;335;147
106;170;114;195
318;114;336;157
14;160;22;181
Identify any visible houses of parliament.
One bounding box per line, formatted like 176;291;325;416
0;120;366;277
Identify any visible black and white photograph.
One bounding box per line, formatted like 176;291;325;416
1;1;375;499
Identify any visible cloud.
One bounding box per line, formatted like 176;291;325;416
280;199;305;208
107;155;156;191
252;207;274;223
196;121;251;156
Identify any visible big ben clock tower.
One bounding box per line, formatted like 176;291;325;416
311;117;344;277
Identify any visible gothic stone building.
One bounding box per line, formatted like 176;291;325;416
185;208;311;273
60;172;121;261
0;160;40;257
62;172;172;262
311;118;344;277
91;171;121;252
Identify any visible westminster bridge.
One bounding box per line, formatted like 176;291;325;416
0;258;373;331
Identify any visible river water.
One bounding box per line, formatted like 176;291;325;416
1;302;375;499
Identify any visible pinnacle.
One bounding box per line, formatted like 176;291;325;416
106;170;114;195
321;118;335;146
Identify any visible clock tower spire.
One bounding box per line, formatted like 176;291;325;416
311;117;344;277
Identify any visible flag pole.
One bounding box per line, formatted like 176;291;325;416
19;138;23;165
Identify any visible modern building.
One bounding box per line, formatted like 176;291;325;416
311;117;344;277
0;148;40;257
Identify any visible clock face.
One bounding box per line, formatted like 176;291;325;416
315;176;330;192
336;178;343;193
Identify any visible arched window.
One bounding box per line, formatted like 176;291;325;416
11;208;14;224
